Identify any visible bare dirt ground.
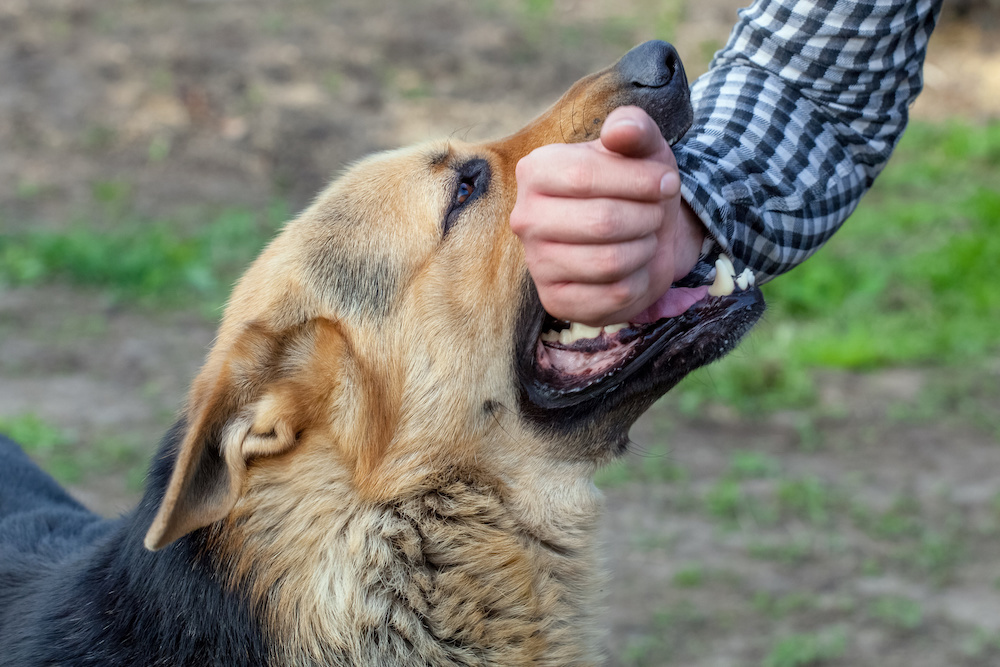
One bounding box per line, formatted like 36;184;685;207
2;1;999;664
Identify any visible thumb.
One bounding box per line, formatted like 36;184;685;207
599;106;670;161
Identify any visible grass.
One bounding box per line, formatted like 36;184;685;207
869;595;923;631
0;201;288;314
0;413;148;489
762;629;847;667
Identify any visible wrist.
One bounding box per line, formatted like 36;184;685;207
673;198;706;282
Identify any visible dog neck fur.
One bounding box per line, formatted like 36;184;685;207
211;442;605;666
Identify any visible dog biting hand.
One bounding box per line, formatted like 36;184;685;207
0;41;762;666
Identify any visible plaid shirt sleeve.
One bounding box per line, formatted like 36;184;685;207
673;0;943;286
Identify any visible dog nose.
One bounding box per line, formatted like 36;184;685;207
617;40;681;89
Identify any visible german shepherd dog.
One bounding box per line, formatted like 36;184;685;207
0;41;763;665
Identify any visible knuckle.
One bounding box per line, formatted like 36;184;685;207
508;202;530;235
592;245;630;281
561;160;596;197
605;279;641;311
587;202;621;241
514;154;538;182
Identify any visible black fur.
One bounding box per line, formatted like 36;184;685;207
0;425;269;667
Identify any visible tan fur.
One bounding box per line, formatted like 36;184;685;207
143;52;684;665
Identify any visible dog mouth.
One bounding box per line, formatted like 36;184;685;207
523;255;765;410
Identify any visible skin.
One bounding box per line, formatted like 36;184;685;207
510;105;706;327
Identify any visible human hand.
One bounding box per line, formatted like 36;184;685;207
510;105;706;327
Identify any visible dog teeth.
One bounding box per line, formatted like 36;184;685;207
707;255;756;297
542;321;627;345
559;322;601;345
736;268;751;291
708;257;736;296
717;254;736;280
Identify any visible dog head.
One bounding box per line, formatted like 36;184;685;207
144;41;763;551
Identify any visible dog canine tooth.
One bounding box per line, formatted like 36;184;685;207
717;253;736;278
604;323;628;335
708;259;736;296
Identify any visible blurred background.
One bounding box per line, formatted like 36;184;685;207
0;0;998;664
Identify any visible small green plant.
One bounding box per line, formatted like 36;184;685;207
908;530;963;581
672;564;705;588
869;595;923;630
852;494;923;540
704;478;745;525
762;629;847;667
728;450;782;479
777;477;832;526
752;591;819;618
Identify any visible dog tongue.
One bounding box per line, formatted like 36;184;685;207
631;285;709;325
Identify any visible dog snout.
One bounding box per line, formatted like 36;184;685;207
613;40;692;145
617;40;682;90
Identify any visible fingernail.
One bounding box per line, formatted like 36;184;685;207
660;171;680;197
609;117;640;131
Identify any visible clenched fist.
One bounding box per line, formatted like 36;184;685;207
510;106;706;326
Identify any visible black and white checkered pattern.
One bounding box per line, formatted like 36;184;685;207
673;0;943;286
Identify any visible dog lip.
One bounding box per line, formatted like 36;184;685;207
664;116;693;147
523;289;765;410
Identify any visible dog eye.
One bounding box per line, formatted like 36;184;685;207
456;179;475;205
443;158;490;237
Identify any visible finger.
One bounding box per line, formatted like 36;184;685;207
536;276;653;326
526;234;659;286
599;106;672;161
515;142;673;202
511;195;665;245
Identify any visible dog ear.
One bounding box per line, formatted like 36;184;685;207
144;319;343;551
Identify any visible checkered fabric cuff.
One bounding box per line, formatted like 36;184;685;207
673;0;943;287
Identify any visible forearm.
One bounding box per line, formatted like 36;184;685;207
674;0;943;285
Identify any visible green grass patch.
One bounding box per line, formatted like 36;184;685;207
762;628;847;667
0;413;148;489
672;563;706;588
868;595;923;631
776;476;833;526
0;201;288;312
752;591;821;619
0;413;82;484
0;413;69;458
728;450;782;479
